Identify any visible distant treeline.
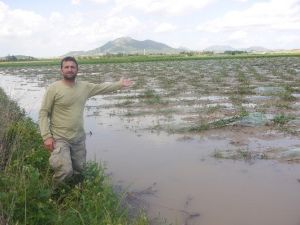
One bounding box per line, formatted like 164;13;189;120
224;50;248;55
0;52;300;67
0;55;37;62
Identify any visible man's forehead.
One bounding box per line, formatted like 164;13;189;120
62;61;77;66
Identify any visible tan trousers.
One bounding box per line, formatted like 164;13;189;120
49;136;86;184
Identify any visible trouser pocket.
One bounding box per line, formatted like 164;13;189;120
49;147;62;170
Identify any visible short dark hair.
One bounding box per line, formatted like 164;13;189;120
60;56;78;69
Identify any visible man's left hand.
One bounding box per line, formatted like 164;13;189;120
120;78;133;88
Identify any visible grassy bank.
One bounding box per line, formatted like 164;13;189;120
0;52;300;67
0;88;149;225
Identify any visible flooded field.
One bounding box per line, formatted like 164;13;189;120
1;57;300;225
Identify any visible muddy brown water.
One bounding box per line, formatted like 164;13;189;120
1;57;300;225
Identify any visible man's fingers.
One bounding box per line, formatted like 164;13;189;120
121;78;133;87
44;143;53;152
44;137;55;152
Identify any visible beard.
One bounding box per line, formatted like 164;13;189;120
63;72;77;81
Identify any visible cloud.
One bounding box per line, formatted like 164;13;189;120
0;2;44;38
1;0;299;56
154;23;176;33
86;16;141;41
43;14;141;55
197;0;300;32
71;0;109;5
195;0;300;48
0;1;141;57
228;30;247;40
113;0;214;15
89;0;109;3
71;0;81;5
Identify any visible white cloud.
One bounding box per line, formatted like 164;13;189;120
1;0;299;56
86;16;141;41
228;30;247;40
71;0;81;5
0;2;8;21
43;14;141;55
71;0;109;5
0;1;141;56
89;0;109;3
114;0;214;15
49;12;64;23
195;0;300;49
0;2;44;38
197;0;300;32
154;23;176;33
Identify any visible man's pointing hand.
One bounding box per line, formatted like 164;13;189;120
120;77;133;88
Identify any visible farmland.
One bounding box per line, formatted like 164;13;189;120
0;55;300;225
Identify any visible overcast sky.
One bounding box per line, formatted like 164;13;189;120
0;0;299;57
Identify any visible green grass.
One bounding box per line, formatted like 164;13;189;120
0;88;150;225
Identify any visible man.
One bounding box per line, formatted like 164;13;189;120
38;56;132;185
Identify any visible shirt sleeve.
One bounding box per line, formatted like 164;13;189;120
38;86;55;141
87;81;123;98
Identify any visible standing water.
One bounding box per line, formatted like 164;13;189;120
1;58;300;225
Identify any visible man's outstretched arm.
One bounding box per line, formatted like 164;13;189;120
87;77;133;97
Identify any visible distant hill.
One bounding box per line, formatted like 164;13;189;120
244;46;271;52
203;45;236;53
65;37;181;56
64;51;86;56
204;45;271;53
0;55;36;61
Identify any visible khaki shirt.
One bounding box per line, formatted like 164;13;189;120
39;80;122;141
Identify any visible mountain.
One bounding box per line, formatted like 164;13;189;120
65;37;181;56
203;45;236;53
244;46;271;52
64;37;274;56
204;45;271;53
64;51;86;56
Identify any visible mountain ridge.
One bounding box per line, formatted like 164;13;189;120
64;37;273;56
65;37;182;56
203;45;271;53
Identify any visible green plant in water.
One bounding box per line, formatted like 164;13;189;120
229;94;243;105
183;123;209;133
238;107;249;117
210;115;241;129
236;149;252;160
213;150;224;159
141;89;162;104
206;105;222;114
237;85;252;95
272;113;294;125
279;86;296;101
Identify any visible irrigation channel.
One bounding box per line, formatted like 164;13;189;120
1;57;300;225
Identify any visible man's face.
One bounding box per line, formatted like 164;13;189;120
61;60;78;81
